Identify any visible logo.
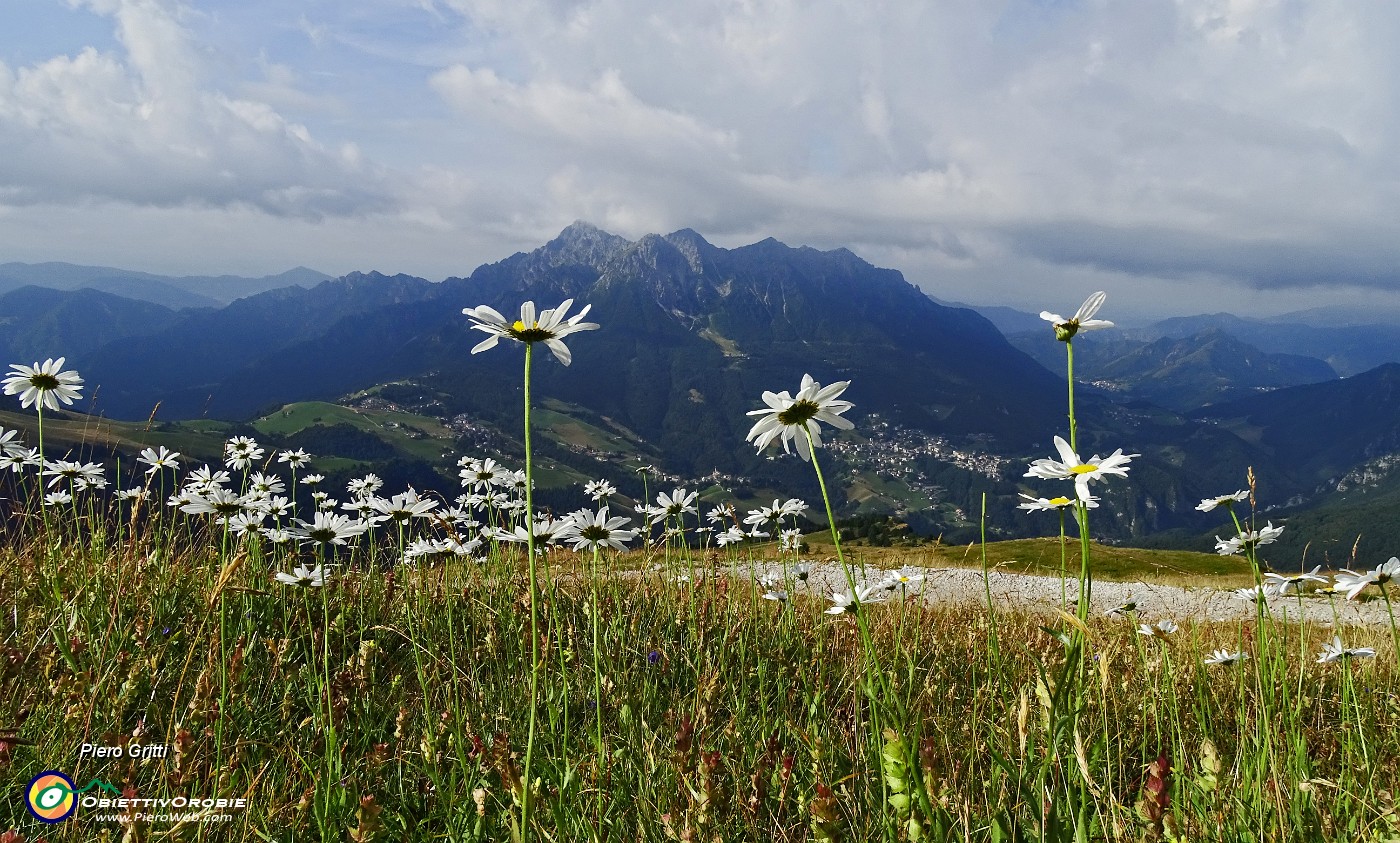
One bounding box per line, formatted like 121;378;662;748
24;771;122;823
25;771;77;823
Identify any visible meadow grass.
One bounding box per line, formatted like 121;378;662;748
3;521;1398;842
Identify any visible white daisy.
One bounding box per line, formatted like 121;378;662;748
746;374;855;462
1025;436;1136;501
1204;649;1249;666
274;563;329;588
1136;619;1178;640
2;357;83;411
1196;490;1249;513
1039;291;1113;342
1018;492;1099;512
463;298;600;366
567;507;637;553
1214;522;1284;556
139;446;181;475
1263;566;1327;595
1316;636;1376;664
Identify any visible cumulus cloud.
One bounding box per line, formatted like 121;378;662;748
6;0;1400;311
414;0;1400;298
0;0;394;218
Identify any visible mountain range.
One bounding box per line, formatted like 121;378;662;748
4;223;1400;557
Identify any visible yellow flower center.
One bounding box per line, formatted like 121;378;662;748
776;399;821;427
1069;464;1098;475
512;320;529;332
1049;496;1073;507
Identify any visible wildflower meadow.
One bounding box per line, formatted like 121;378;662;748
3;295;1398;842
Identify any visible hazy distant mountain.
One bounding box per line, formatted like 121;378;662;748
0;286;180;364
1010;327;1338;411
0;262;332;309
1192;363;1400;487
937;300;1047;336
1139;313;1400;377
82;272;441;418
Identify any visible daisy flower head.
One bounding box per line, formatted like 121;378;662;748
3;357;83;411
463;298;599;366
1104;600;1137;618
885;566;925;590
1263;566;1327;595
584;478;617;502
288;511;369;547
567;507;638;552
223;436;264;470
1136;619;1178;640
1040;291;1113;342
653;487;698;522
1018;492;1099;512
715;526;746;547
278;449;312;469
1197;490;1249;513
1232;584;1273;603
347;473;383;498
274;563;329;588
1024;436;1136;500
746;374;855;462
1204;649;1250;666
762;589;789;603
1333;558;1400;600
139;446;181;475
0;427;23;457
1214;522;1284;556
826;584;887;615
1316;636;1376;664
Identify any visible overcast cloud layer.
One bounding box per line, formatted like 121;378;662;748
2;0;1399;318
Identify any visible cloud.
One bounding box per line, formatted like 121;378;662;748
6;0;1400;314
0;0;395;218
413;0;1400;299
429;65;737;162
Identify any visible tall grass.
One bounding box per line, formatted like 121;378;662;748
2;520;1397;841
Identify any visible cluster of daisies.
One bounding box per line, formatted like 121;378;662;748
1122;611;1377;666
740;560;927;612
1195;489;1399;607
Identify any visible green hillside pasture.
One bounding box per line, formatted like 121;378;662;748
252;401;457;464
0;409;228;466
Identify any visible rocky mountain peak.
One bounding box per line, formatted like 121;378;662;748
540;221;633;270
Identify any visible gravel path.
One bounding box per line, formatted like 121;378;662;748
733;560;1397;628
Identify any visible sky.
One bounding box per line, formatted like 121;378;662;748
2;0;1400;320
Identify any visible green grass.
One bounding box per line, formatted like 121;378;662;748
252;401;458;463
4;521;1397;842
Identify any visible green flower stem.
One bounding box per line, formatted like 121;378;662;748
521;342;541;839
590;545;605;814
1066;339;1078;453
36;403;48;539
802;426;890;706
1058;508;1069;610
980;491;1000;662
1381;583;1399;665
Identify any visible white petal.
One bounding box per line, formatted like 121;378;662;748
1074;292;1106;322
545;338;573;366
